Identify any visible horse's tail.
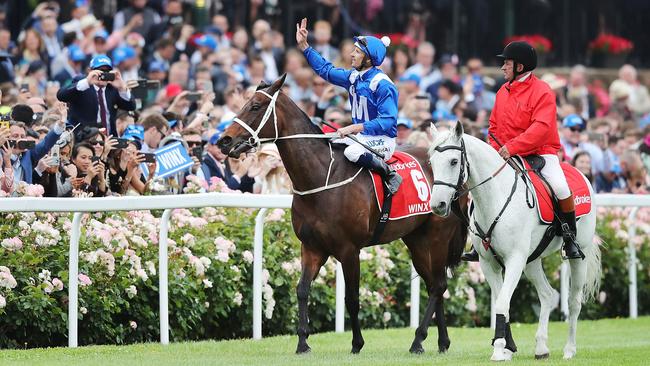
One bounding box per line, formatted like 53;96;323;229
581;235;603;302
446;218;469;269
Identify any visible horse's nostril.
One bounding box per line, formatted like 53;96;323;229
437;202;447;210
218;136;232;147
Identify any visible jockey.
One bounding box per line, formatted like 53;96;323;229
295;18;402;194
461;41;584;262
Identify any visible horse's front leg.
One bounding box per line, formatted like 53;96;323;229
296;244;327;354
491;254;526;362
341;250;364;353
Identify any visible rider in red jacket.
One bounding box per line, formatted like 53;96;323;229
462;41;584;262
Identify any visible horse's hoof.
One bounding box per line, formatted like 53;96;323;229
563;345;576;359
296;344;311;354
351;347;361;354
438;339;450;353
409;344;425;354
535;353;549;360
491;338;507;362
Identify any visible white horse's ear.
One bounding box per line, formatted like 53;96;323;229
454;121;464;139
429;122;438;140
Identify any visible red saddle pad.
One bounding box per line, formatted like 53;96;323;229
521;158;592;224
372;151;432;220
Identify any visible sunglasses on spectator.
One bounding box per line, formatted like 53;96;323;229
570;127;583;133
88;140;104;146
186;141;203;147
156;127;167;136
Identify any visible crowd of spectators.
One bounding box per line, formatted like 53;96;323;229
0;0;647;198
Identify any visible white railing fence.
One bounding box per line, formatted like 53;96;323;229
0;193;647;347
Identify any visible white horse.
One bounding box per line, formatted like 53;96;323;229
427;122;601;361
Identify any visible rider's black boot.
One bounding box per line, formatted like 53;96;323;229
558;196;585;260
357;153;402;195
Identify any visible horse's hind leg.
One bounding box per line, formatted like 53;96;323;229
524;259;559;359
296;244;327;354
564;258;587;359
404;233;448;354
340;248;364;354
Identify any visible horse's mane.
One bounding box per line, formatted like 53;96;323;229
427;130;456;156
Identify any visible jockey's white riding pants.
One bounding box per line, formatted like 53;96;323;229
540;154;571;200
333;133;396;162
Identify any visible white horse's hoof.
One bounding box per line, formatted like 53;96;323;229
563;345;576;359
491;338;507;362
503;349;513;361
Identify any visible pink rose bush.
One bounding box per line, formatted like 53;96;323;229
0;198;647;348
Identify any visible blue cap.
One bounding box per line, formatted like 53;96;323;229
89;54;112;70
209;132;222;145
195;35;217;51
112;46;136;65
167;119;178;129
562;114;585;130
399;73;420;85
148;60;168;73
397;118;413;129
93;29;109;40
121;124;145;140
75;0;88;7
353;35;391;66
68;45;86;62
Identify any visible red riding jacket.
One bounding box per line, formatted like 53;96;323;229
488;73;560;156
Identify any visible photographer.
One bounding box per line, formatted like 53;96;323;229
108;140;155;195
0;117;65;187
33;137;76;197
70;142;107;197
56;54;137;138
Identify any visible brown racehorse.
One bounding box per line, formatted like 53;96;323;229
217;74;468;355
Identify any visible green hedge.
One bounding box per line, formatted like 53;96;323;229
0;205;648;348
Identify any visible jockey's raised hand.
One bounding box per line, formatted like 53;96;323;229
295;18;309;51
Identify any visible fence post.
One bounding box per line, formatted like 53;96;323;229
627;207;639;318
410;263;420;328
253;208;267;339
159;209;172;345
68;212;83;348
336;261;345;332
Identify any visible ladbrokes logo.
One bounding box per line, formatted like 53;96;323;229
574;195;591;205
390;161;417;171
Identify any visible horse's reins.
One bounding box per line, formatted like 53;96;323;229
231;90;363;195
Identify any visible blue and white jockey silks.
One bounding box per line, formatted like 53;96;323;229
302;36;398;162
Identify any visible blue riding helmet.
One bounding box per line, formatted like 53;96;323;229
353;35;391;66
89;54;113;70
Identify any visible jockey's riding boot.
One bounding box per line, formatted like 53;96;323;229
558;196;585;260
357;153;402;195
461;248;479;262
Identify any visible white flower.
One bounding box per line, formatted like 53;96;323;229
145;261;156;276
261;269;270;284
38;269;52;281
233;292;243;306
599;291;607;304
383;311;391;323
202;279;213;288
129;320;137;329
79;306;88;315
43;281;54;294
242;250;254;264
181;233;196;246
216;250;230;263
52;278;64;291
281;262;294;275
0;294;5;308
200;256;212;268
204;302;210;308
126;285;137;299
136;268;149;281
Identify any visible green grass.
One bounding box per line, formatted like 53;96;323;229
1;317;649;365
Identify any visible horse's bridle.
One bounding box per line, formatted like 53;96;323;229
432;138;470;202
231;90;335;151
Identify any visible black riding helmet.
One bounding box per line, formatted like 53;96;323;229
497;41;537;77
